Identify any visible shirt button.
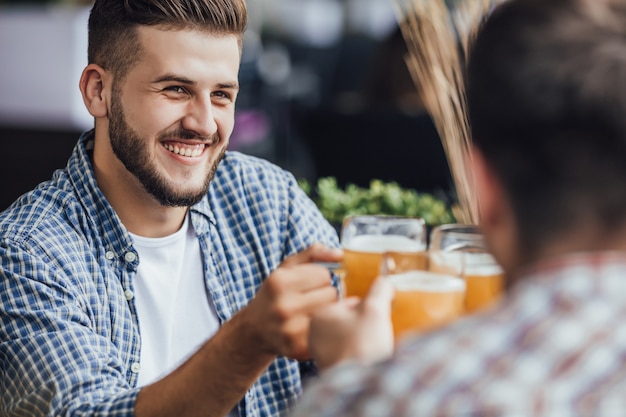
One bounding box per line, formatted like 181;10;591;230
131;362;141;373
105;251;115;260
124;252;137;263
124;289;134;300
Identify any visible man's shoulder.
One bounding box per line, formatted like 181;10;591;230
0;175;84;246
391;311;511;377
209;151;299;201
217;151;291;179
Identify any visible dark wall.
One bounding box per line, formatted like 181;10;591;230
0;127;80;210
299;109;454;197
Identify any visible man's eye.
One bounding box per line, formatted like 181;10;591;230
164;86;187;94
212;91;232;100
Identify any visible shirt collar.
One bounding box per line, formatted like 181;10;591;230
67;130;135;260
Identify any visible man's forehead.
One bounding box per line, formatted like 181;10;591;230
114;26;240;91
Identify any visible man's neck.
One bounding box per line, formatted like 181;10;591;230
100;175;189;237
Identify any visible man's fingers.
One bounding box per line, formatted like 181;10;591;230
339;296;361;310
280;242;343;267
360;278;395;317
297;285;340;313
268;264;335;293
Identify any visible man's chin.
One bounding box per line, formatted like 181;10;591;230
148;183;209;207
154;192;206;207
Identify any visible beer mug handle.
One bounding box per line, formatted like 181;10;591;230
442;242;483;278
443;242;483;252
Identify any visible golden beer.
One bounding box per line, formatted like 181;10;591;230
462;255;504;313
342;235;427;298
429;251;504;313
388;271;465;340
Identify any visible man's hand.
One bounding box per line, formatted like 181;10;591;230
135;243;342;417
239;242;343;361
308;277;395;372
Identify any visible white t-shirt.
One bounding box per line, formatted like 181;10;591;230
130;214;220;387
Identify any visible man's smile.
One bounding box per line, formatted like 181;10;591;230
162;141;207;158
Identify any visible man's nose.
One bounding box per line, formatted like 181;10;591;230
182;96;218;138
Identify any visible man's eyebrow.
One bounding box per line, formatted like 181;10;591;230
152;74;195;85
151;75;239;91
217;82;240;91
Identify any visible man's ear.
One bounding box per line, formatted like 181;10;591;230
470;145;518;273
79;64;109;118
470;146;500;228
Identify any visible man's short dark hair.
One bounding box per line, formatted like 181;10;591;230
88;0;247;80
467;0;626;258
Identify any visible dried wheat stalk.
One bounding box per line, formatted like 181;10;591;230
393;0;496;224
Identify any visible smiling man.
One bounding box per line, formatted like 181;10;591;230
88;26;241;233
0;1;342;416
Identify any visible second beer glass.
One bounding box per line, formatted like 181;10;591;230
429;224;504;313
340;215;428;298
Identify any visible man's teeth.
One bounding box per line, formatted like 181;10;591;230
164;144;203;157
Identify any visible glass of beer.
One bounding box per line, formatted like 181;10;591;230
384;265;465;341
340;215;427;298
428;224;504;314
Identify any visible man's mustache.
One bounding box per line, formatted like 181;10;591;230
158;129;220;144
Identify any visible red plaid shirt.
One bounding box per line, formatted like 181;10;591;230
293;252;626;417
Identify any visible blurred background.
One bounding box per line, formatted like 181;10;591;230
0;0;454;210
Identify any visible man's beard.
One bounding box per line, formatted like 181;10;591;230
108;89;225;207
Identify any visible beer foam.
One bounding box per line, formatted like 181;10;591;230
429;251;463;266
343;234;425;253
463;252;504;276
430;251;503;276
387;270;466;292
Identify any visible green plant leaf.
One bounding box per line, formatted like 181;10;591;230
299;177;456;226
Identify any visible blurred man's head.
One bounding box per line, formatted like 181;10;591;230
467;0;626;274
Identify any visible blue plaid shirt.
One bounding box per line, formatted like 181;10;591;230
0;131;339;416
